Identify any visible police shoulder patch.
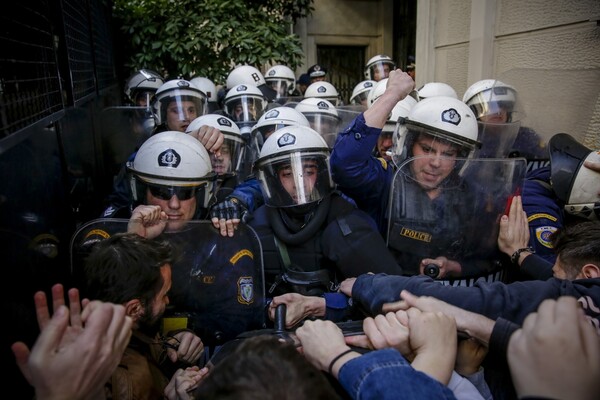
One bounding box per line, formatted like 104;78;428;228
535;226;557;249
237;276;254;305
528;213;558;222
377;157;388;170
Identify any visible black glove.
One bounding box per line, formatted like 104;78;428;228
210;197;248;221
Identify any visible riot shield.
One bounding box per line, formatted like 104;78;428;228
97;106;156;176
387;157;527;286
496;68;600;172
70;219;266;346
336;105;365;148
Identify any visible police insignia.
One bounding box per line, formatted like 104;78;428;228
277;132;296;147
528;213;557;222
82;229;110;248
377;157;389;170
217;117;232;127
535;226;557;248
237;85;248;92
441;108;461;125
237;277;254;304
400;227;432;243
265;109;280;119
158;149;181;168
317;85;326;93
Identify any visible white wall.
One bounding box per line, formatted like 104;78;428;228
419;0;600;147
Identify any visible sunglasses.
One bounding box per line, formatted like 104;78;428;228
148;184;199;201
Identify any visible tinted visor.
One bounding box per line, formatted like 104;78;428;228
148;184;199;200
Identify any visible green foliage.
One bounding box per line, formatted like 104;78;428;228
113;0;314;84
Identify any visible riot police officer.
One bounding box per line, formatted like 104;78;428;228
249;125;402;324
126;131;264;345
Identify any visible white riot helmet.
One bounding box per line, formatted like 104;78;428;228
265;65;296;97
418;82;458;100
295;98;341;148
254;125;334;208
190;77;217;107
350;80;376;106
124;69;164;106
391;96;480;166
127;131;215;208
226;65;267;88
154;79;207;129
186;114;245;177
549;133;600;220
365;55;396;81
223;84;268;127
462;79;521;123
304;82;341;106
251;107;310;147
366;78;388;108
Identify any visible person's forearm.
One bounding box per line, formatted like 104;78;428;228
460;313;496;346
411;352;454;385
306;296;326;318
364;90;405;128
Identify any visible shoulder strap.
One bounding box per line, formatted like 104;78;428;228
530;178;552;191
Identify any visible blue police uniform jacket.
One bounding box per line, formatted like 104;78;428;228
161;226;264;346
330;113;394;235
522;166;563;265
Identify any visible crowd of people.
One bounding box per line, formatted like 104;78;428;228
12;57;600;400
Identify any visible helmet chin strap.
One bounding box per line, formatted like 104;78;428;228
267;195;331;246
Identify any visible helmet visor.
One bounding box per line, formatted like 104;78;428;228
369;62;393;81
267;79;291;98
256;152;333;207
350;91;370;106
467;87;522;122
392;124;475;168
160;93;206;125
225;96;267;123
305;114;341;147
210;136;245;177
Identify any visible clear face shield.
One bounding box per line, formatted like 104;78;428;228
350;91;370;106
210;135;245;178
467;86;522;124
306;114;341;148
369;62;393;81
159;91;206;126
256;151;334;208
133;90;155;108
391;121;474;171
267;79;291;98
224;95;267;124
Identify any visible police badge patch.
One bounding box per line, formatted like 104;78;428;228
441;108;461;125
237;276;254;305
158;149;181;168
536;226;557;248
277;132;296;147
